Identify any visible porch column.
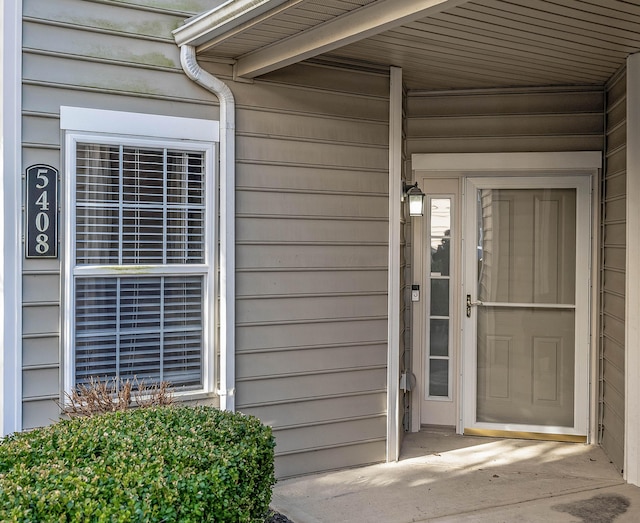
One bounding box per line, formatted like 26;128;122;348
625;52;640;487
387;66;403;462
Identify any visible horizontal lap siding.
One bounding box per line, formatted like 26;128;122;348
601;69;626;473
20;0;220;429
231;63;390;477
407;88;604;155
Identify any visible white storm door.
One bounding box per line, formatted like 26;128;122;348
462;176;591;439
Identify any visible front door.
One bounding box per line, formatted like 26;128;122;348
462;176;591;440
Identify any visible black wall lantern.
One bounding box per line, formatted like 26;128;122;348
402;181;425;216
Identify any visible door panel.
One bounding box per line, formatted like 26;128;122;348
477;308;575;426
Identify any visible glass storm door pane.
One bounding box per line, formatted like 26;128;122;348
475;188;577;426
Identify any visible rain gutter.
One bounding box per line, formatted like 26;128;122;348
174;0;290;48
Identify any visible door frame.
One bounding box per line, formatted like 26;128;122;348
410;152;602;444
415;180;461;428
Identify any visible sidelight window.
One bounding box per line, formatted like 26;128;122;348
427;197;453;399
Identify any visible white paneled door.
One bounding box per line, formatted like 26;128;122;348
462;177;591;440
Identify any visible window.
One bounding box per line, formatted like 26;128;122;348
427;197;453;400
62;108;217;396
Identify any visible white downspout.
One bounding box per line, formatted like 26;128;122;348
179;45;236;412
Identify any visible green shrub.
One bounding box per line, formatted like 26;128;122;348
0;406;275;522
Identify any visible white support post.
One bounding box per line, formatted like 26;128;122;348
625;52;640;487
0;0;23;436
387;66;403;462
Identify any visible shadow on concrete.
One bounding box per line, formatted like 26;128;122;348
272;427;638;522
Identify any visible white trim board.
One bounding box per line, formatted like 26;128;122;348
412;152;602;172
386;66;403;462
60;106;219;142
625;52;640;487
0;0;23;436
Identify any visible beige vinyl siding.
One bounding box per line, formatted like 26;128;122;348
230;62;390;478
600;68;627;473
22;0;392;477
20;0;220;429
406;88;604;155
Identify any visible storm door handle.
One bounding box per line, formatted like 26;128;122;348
466;294;482;317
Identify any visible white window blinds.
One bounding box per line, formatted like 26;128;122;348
75;145;205;265
75;276;203;387
73;143;208;390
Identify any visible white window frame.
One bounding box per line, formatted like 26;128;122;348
61;107;219;398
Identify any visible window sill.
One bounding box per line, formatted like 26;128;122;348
172;390;220;404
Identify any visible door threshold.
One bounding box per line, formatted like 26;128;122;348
464;428;587;443
420;424;456;433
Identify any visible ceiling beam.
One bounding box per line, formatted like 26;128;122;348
233;0;470;78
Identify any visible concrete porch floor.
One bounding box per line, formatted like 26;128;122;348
271;427;640;522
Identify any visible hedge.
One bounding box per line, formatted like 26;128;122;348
0;406;275;522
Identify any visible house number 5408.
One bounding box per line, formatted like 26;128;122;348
26;164;58;259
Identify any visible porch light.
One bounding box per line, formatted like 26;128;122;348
402;181;425;216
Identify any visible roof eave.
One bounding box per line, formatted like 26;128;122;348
172;0;290;48
174;0;470;79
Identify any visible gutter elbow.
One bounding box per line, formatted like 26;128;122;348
179;45;236;112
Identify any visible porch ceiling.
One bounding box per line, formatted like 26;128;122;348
174;0;640;90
